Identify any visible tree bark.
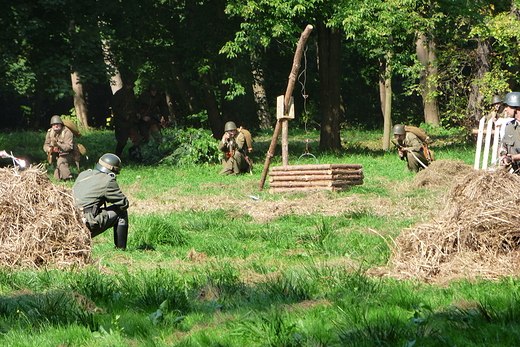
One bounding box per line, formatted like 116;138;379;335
317;23;342;150
466;38;491;122
251;53;271;129
70;71;89;129
170;60;202;115
379;56;392;151
200;72;223;138
416;32;440;125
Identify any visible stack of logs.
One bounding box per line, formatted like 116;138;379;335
268;164;364;193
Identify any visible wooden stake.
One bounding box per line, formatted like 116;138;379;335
258;24;314;191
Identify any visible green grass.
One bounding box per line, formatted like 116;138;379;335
1;126;517;346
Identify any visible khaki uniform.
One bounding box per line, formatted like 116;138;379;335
72;169;129;248
397;132;428;172
112;86;141;158
43;126;75;180
218;132;249;175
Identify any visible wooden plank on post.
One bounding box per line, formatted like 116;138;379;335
474;116;486;170
491;123;500;166
482;118;494;170
258;24;314;191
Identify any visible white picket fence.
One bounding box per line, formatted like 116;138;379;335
474;116;513;170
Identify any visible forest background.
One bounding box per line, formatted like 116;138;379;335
2;0;520;151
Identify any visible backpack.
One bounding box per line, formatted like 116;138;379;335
238;127;253;154
61;119;86;168
62;119;82;139
404;125;431;144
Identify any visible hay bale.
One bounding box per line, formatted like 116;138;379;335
0;166;91;268
412;159;473;189
391;169;520;281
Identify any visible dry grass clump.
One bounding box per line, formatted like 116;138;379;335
0;166;91;268
391;169;520;282
412;159;474;189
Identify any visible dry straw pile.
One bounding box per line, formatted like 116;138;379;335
0;166;91;268
391;164;520;282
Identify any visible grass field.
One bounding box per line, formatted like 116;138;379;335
1;126;519;346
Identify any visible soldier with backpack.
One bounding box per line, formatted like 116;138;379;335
218;121;251;175
43;115;76;181
392;124;432;172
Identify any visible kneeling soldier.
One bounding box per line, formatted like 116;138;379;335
72;153;129;250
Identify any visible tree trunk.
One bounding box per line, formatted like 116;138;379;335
70;71;89;129
466;38;491;122
416;32;440;125
251;53;272;129
100;34;122;95
170;60;202;115
317;23;342;150
200;73;223;138
379;57;392;151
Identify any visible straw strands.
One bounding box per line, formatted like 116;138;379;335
391;168;520;282
0;166;91;268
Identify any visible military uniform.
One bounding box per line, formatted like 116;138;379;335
218;132;249;175
43;126;75;180
72;169;129;249
112;85;141;159
397;132;428;172
500;119;520;156
136;90;168;144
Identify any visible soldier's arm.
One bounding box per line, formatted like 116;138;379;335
105;178;130;211
43;131;52;153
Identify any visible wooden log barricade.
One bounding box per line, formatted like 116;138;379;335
268;164;364;193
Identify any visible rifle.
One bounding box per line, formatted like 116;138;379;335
47;139;59;163
391;141;428;169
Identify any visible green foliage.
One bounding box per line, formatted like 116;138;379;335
160;127;220;167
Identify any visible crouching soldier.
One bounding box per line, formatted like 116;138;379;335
392;124;429;173
43;115;75;181
72;153;129;250
218;121;250;175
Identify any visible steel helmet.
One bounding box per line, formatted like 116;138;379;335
393;124;406;135
504;92;520;107
50;115;63;125
96;153;122;174
224;121;237;132
491;95;502;105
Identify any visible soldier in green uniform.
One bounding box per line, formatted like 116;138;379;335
72;153;129;250
43;115;75;181
136;82;169;145
499;92;520;169
112;78;142;161
486;95;505;121
393;124;429;172
218;121;250;175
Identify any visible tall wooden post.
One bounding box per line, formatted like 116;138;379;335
258;24;314;191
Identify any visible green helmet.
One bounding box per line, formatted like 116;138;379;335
96;153;122;174
50;115;63;125
393;124;406;135
491;95;502;105
224;121;237;132
504;92;520;107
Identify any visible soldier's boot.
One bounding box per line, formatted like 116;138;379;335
113;211;128;250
